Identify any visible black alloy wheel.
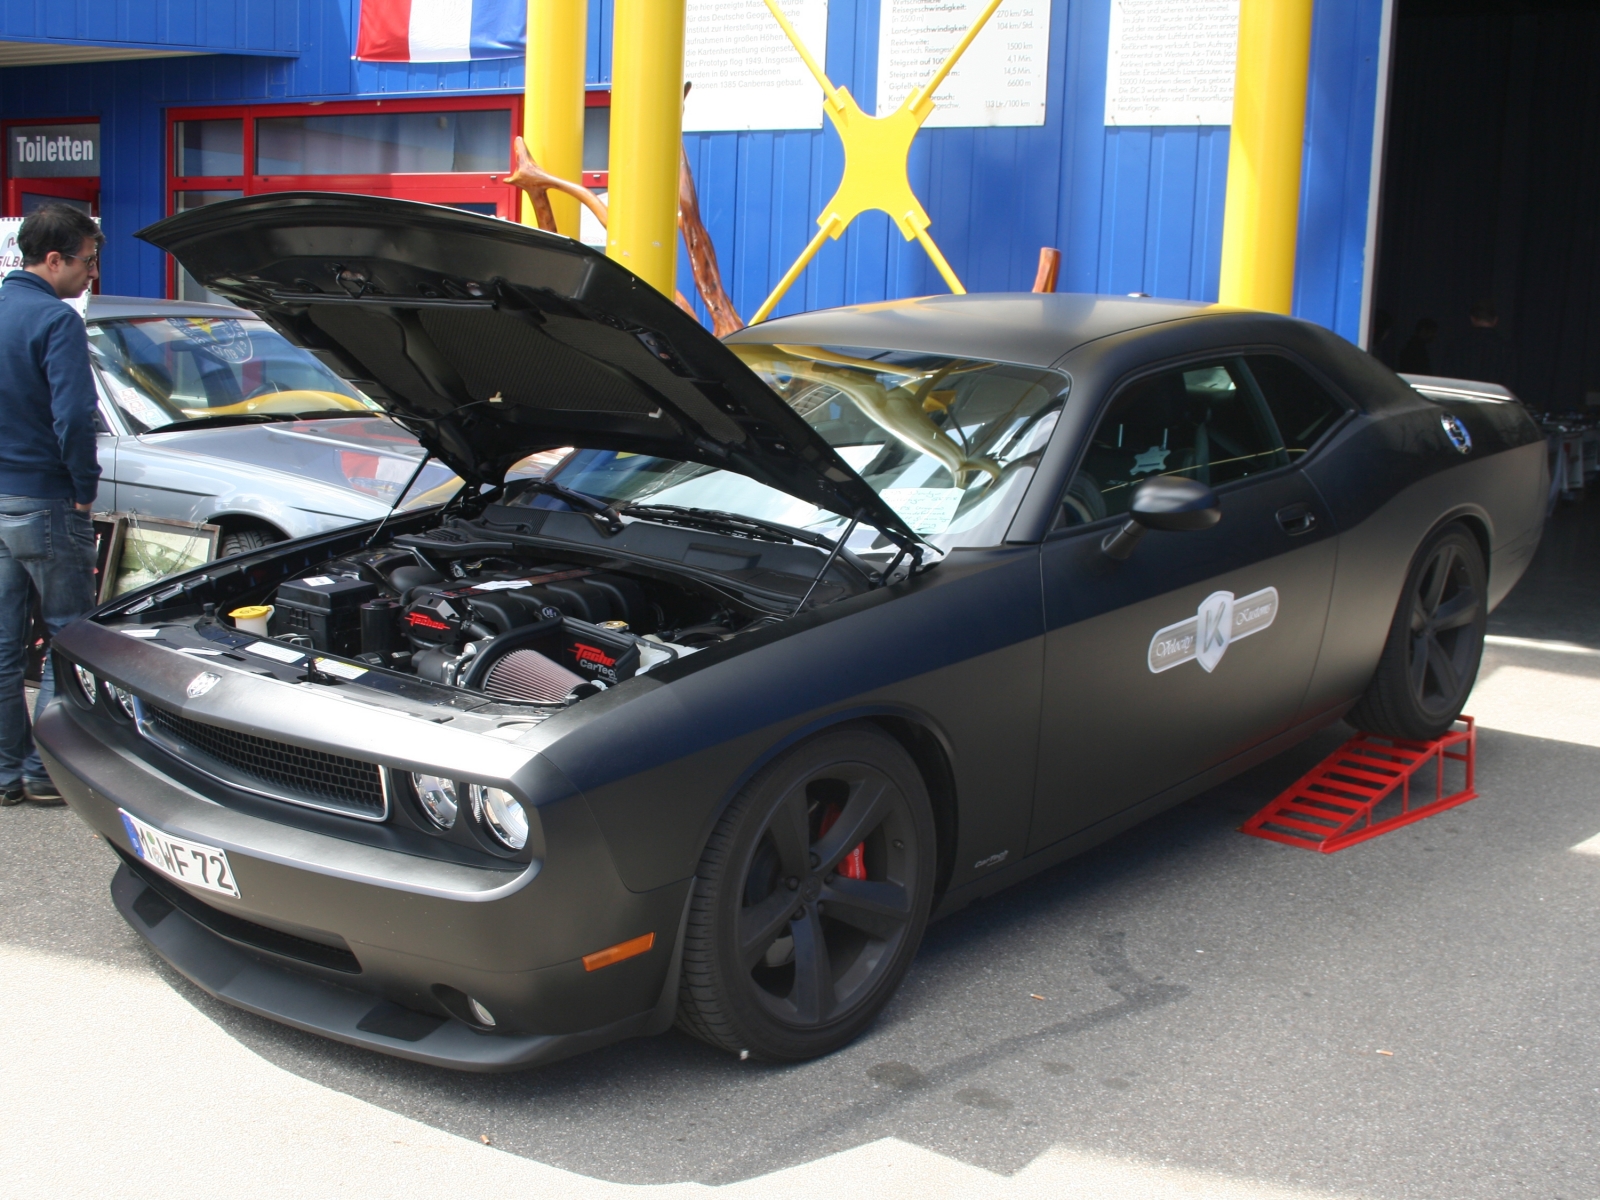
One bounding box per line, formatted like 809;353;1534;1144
1350;523;1487;741
676;724;935;1061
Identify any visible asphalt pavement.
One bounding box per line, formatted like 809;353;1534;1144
3;500;1598;1198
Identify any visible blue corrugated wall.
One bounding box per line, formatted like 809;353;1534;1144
677;0;1386;344
0;0;303;55
0;0;1382;344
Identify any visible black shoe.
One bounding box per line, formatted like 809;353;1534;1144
1;781;23;807
23;776;64;806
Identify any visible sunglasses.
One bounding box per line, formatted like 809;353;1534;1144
62;251;101;268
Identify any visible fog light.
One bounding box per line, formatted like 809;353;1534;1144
467;997;496;1027
410;773;458;830
72;664;97;704
470;785;528;850
108;684;137;721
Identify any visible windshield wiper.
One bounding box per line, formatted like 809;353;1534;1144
619;503;803;546
522;480;624;535
140;413;288;434
623;503;884;583
290;409;383;421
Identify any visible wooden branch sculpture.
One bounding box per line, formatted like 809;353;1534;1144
507;135;610;233
1032;247;1061;294
678;144;744;336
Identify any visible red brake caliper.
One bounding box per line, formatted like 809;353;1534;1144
818;804;867;880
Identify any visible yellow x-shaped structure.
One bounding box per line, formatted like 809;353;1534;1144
750;0;1005;323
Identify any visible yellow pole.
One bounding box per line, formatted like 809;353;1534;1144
1217;0;1314;314
607;0;686;295
522;0;588;237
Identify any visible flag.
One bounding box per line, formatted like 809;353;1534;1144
356;0;525;62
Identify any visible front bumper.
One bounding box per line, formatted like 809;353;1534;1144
110;859;669;1071
37;696;690;1072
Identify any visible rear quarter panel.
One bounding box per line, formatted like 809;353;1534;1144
1301;392;1546;717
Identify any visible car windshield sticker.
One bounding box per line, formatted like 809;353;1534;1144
881;487;962;535
1147;587;1280;674
167;316;253;363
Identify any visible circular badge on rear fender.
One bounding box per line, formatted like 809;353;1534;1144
1441;413;1472;454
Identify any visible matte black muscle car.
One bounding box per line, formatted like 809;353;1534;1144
36;195;1547;1071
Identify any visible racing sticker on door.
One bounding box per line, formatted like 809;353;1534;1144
1147;587;1279;674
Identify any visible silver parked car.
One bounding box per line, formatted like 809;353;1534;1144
86;296;462;555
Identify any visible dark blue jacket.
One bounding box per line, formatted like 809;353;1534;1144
0;269;101;505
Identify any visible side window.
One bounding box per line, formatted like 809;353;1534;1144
1245;355;1347;460
1060;360;1287;526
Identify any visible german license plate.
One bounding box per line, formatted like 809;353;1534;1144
119;809;241;899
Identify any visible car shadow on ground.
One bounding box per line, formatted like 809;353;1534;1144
123;726;1349;1180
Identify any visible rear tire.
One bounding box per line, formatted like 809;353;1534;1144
218;527;279;558
1349;522;1487;740
676;724;935;1061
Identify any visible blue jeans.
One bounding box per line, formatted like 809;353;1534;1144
0;497;96;785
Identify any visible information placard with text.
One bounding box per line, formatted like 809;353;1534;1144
877;0;1051;129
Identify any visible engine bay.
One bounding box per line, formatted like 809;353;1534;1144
172;504;829;713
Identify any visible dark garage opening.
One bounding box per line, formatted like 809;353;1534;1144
1372;0;1600;413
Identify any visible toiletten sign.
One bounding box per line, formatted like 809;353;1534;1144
8;123;101;178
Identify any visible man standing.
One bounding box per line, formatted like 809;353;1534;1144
0;204;102;806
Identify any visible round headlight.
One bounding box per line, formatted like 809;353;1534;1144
471;785;529;851
106;684;136;723
72;664;97;704
411;773;459;830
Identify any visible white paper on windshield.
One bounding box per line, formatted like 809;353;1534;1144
107;379;171;431
882;487;962;535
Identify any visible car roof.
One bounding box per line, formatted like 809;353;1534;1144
725;292;1235;368
86;293;253;322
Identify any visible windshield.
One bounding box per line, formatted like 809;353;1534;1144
88;316;375;432
526;345;1066;552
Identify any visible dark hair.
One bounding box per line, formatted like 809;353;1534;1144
18;204;102;267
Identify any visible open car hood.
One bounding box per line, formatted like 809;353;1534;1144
137;193;917;547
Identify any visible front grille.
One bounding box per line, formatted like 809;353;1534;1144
140;703;387;820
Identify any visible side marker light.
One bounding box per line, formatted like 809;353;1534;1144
582;932;655;972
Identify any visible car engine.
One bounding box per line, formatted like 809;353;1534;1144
247;532;760;706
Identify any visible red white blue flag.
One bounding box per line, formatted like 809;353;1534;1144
356;0;525;62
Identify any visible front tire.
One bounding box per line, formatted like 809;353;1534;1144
1349;522;1487;740
676;724;935;1061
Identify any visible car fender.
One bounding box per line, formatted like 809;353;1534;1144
528;546;1045;897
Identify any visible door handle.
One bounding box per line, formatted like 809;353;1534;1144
1276;504;1317;536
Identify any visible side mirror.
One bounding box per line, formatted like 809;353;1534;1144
1101;477;1220;560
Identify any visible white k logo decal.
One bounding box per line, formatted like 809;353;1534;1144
1147;587;1280;674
